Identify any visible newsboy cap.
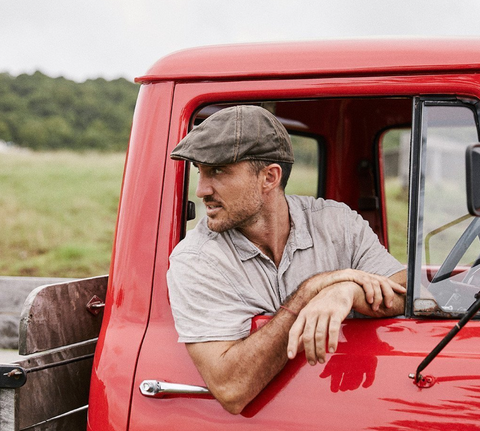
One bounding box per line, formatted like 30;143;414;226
170;105;294;165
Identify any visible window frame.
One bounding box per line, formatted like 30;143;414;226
407;96;480;318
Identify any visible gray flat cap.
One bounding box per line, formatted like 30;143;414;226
170;105;294;165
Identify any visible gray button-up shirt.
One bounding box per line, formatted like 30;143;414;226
167;195;404;343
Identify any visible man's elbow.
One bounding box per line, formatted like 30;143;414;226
221;400;246;415
211;384;252;415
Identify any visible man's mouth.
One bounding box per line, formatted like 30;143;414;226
204;200;223;216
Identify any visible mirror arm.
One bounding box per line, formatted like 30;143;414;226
466;143;480;217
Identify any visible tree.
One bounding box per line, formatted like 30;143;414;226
0;71;139;151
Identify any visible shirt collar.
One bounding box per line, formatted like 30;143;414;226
285;195;313;252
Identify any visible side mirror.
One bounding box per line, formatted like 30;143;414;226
466;143;480;216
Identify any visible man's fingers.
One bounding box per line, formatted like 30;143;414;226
301;312;341;365
287;316;305;359
287;282;356;365
288;311;329;365
362;280;375;305
370;279;383;311
357;272;406;311
327;316;341;355
380;280;396;308
313;315;329;364
391;281;407;293
302;315;320;365
378;278;405;308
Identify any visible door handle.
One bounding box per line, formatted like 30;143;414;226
140;380;211;398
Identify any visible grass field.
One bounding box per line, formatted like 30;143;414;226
0;150;125;277
1;152;408;277
384;178;408;264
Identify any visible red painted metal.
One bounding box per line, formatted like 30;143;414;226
87;82;174;431
136;39;480;84
415;374;437;388
129;318;480;430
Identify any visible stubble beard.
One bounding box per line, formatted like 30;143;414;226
205;195;264;234
206;207;262;233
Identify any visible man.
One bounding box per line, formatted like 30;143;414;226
167;105;406;414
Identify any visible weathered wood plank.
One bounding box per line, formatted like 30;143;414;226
14;340;95;431
19;276;108;355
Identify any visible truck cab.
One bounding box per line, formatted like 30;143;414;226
4;39;480;431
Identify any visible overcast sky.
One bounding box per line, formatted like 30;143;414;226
2;0;480;82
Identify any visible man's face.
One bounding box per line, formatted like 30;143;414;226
195;161;264;233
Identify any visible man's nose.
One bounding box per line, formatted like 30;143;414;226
196;174;213;198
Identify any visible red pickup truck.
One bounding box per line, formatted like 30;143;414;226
2;38;480;431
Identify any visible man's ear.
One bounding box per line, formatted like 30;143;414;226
262;164;282;192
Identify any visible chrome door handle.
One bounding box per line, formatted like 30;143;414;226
140;380;211;398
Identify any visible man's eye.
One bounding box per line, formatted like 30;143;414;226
213;168;224;174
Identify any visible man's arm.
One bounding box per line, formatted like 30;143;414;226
185;269;406;414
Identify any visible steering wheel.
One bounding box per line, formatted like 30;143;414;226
428;217;480;311
430;217;480;284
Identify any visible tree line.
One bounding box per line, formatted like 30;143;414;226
0;71;139;151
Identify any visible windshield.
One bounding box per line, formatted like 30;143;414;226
413;102;480;317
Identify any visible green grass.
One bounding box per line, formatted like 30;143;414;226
384;178;409;264
0;150;125;277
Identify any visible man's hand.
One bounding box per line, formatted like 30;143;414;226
287;281;359;365
287;270;406;365
304;269;406;312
